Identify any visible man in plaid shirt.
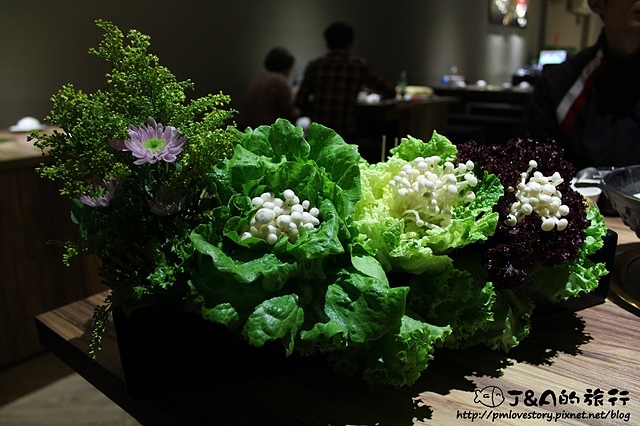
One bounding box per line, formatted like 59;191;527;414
295;22;396;141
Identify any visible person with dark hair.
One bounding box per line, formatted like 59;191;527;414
324;21;354;50
242;47;299;128
295;22;396;140
530;0;640;170
263;47;295;74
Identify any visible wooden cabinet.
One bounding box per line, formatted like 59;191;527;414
0;129;104;367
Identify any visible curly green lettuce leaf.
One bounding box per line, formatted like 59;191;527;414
243;294;305;355
299;262;408;351
191;225;301;294
235;119;362;218
210;148;351;271
189;236;408;357
406;262;496;349
419;171;503;253
528;204;609;301
445;216;604;355
353;133;502;275
327;315;452;388
391;131;457;162
462;288;534;352
365;316;451;387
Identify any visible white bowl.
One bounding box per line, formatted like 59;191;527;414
576;186;602;203
9;116;46;132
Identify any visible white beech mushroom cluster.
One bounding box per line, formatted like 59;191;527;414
505;160;570;231
240;190;320;244
389;156;478;229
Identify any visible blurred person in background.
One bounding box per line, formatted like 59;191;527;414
295;22;395;143
530;0;640;170
242;46;299;129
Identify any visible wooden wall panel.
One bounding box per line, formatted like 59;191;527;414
0;133;105;367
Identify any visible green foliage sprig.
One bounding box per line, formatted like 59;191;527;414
30;20;240;349
33;19;236;197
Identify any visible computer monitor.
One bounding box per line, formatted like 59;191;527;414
538;50;568;67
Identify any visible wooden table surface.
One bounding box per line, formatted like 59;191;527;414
0;129;49;170
36;217;640;425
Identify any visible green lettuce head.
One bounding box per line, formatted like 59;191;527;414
185;119;409;362
352;132;503;274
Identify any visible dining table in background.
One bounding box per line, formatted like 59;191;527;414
36;215;640;425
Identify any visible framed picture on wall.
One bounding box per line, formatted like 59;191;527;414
489;0;528;28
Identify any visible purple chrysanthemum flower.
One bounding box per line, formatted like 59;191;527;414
148;187;185;216
110;117;186;165
77;177;119;208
